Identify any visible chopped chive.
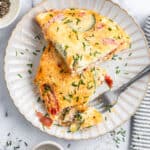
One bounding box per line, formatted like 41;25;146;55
109;19;113;22
63;96;71;102
93;51;101;56
16;51;18;56
28;70;32;74
129;43;132;48
24;142;28;147
125;63;128;66
64;19;72;24
37;97;41;102
5;111;8;117
64;45;69;50
112;54;118;60
72;82;78;87
32;52;37;56
34;34;41;40
54;124;62;127
108;27;112;31
95;42;99;45
116;70;121;74
118;57;122;60
36;50;40;52
115;66;121;74
105;104;112;112
17;74;22;78
49;14;53;17
76;18;81;25
70;8;75;10
67;144;71;148
72;29;78;40
20;52;24;55
42;46;46;51
128;52;132;56
82;42;86;50
27;63;33;68
25;49;29;52
56;27;59;32
7;132;11;136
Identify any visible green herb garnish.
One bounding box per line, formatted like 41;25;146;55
56;27;59;32
128;52;132;56
108;27;112;31
72;54;82;67
82;42;86;50
17;74;22;78
105;104;112;112
34;34;41;40
110;128;126;148
37;97;41;102
20;52;24;55
27;63;33;68
49;14;53;17
36;50;40;52
87;81;94;89
115;66;121;74
72;29;78;40
42;46;46;51
32;52;37;56
28;70;32;74
76;18;81;25
64;19;72;24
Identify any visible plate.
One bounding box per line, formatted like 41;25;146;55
4;0;150;140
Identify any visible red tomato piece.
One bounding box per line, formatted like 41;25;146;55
36;111;43;118
50;108;57;115
40;117;53;127
105;75;113;88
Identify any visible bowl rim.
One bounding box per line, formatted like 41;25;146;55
0;0;21;29
32;141;64;150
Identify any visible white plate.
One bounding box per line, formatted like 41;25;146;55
4;0;150;140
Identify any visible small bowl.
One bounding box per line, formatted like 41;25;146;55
0;0;21;29
33;141;64;150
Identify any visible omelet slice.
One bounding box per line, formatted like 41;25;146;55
34;44;106;121
36;8;131;73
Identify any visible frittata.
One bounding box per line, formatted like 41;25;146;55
36;8;131;73
34;44;105;126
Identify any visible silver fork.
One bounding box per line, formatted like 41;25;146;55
89;64;150;113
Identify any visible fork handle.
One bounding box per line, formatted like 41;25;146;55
117;64;150;93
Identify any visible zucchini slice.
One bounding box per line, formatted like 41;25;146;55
68;14;96;32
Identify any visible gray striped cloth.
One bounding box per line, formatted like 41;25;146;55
130;16;150;150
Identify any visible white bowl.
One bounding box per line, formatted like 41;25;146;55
32;141;64;150
0;0;21;29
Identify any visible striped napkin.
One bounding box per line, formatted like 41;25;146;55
130;16;150;150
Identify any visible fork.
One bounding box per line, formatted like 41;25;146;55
89;64;150;113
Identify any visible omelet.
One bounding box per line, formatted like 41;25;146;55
34;44;105;126
36;8;131;73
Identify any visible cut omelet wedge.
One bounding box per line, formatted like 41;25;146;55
34;44;105;123
36;8;131;73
